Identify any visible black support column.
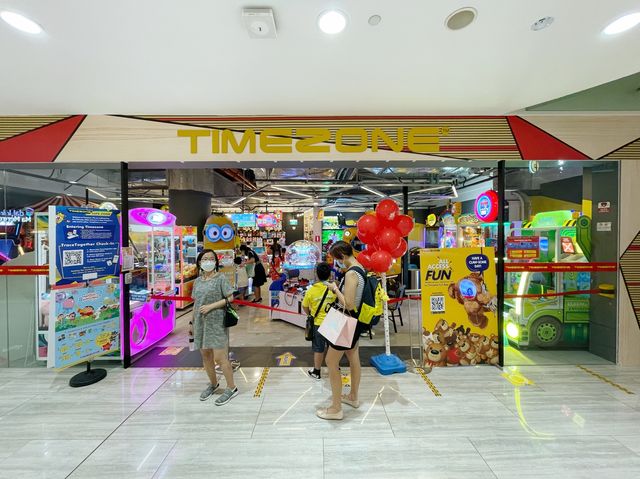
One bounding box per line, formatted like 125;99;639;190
497;161;506;368
402;186;409;287
120;162;131;368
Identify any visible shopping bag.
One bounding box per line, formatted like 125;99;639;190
318;307;357;348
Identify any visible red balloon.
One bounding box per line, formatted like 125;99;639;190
388;238;408;258
375;199;400;223
357;230;375;245
357;214;380;236
377;227;402;252
370;250;393;273
394;215;414;237
358;253;372;269
365;242;379;253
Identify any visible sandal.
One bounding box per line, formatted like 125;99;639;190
252;298;263;303
341;396;360;409
316;407;344;420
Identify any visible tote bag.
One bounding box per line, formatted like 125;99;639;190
318;307;357;348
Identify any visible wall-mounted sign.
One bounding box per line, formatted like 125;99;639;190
0;208;34;226
597;201;611;214
474;190;499;223
507;236;540;260
597;222;612;232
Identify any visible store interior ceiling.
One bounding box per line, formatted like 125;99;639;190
1;1;639;115
3;161;592;213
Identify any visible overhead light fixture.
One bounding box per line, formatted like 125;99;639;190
86;187;107;199
445;7;477;31
604;12;640;35
0;11;43;34
558;160;565;166
452;185;459;198
318;10;347;34
360;185;386;198
68;180;78;184
368;15;382;26
231;197;247;205
272;186;312;198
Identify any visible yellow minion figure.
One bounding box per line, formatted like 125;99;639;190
203;215;237;251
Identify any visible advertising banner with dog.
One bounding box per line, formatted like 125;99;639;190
420;248;499;370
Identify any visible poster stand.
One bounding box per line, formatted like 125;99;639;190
370;273;407;375
69;360;107;387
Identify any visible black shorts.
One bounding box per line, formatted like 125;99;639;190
328;321;369;351
311;325;327;353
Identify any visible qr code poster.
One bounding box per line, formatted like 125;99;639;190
49;206;120;286
420;248;498;368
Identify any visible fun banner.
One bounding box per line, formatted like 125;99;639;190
420;247;499;368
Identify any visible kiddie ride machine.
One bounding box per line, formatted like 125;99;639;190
504;211;592;349
128;208;177;357
269;240;322;328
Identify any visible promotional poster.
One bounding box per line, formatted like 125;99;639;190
48;280;121;369
420;247;499;368
49;206;121;286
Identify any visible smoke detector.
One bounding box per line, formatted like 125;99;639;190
242;8;277;39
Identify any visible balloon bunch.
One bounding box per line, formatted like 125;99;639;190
356;199;415;273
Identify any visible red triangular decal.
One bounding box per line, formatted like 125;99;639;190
508;116;590;160
0;115;85;163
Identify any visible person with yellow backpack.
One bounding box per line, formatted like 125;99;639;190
316;241;386;421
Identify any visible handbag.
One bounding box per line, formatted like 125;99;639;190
220;282;239;328
318;305;357;348
305;287;329;341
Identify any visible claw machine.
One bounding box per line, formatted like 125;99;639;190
128;208;177;357
174;226;198;309
457;214;485;247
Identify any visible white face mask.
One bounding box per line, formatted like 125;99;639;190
200;260;217;272
334;259;345;269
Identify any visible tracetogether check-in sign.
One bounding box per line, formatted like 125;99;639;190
177;127;450;155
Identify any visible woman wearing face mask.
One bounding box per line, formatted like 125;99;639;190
316;241;367;421
192;249;238;406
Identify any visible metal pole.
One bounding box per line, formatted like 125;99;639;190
497;160;506;367
120;162;131;368
402;186;409;287
85;188;89;206
382;272;391;356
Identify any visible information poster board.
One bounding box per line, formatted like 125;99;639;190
48;206;120;286
507;236;540;260
420;248;499;368
48;279;121;368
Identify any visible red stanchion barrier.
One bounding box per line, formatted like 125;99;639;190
0;265;49;275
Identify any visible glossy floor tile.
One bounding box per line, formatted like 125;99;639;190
0;364;639;477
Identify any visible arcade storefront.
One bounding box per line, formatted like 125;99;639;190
0;115;638;369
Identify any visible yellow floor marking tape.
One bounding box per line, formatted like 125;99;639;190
416;368;441;397
253;367;270;398
577;365;635;395
502;370;535;387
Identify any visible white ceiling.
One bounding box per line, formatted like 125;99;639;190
1;0;639;115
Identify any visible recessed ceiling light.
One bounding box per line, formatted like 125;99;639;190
603;12;640;35
445;8;477;31
318;10;347;34
0;11;43;34
531;17;554;31
368;15;382;26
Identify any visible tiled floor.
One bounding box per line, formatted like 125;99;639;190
1;364;640;478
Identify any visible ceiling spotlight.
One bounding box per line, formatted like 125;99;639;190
318;10;347;34
68;180;78;184
445;7;477;31
368;15;382;26
558;160;565;165
0;11;43;34
604;12;640;35
531;16;554;31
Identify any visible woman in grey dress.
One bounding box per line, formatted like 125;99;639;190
192;249;238;406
